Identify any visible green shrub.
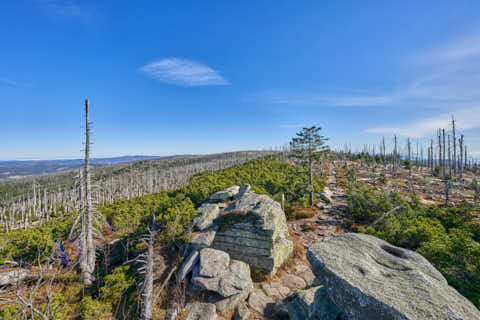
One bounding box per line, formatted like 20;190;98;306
80;296;111;320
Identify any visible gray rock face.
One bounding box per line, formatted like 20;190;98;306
0;268;32;286
197;248;229;278
192;259;253;297
191;248;253;314
212;192;293;274
234;184;251;199
193;203;221;231
185;303;217;320
234;302;251;320
248;288;275;317
287;286;341;320
189;224;218;250
307;233;480;320
210;186;240;202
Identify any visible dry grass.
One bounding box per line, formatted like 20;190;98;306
289;206;316;220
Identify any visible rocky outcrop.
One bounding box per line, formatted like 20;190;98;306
0;268;32;286
185;303;216;320
193;203;221;231
210;186;240;202
234;184;251;199
307;233;480;320
191;248;253;315
287;285;341;320
211;192;293;274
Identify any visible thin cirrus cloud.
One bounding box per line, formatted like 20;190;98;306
139;58;229;86
365;106;480;138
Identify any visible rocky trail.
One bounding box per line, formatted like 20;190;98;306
288;165;348;247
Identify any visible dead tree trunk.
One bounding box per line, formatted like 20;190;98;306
452;116;457;179
80;99;95;286
140;232;155;320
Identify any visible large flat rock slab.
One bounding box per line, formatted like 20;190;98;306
307;233;480;320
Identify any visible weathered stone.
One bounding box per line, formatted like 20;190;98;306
178;250;199;281
299;269;316;287
307;233;480;320
281;274;307;291
189;224;218;250
278;285;291;297
210;186;240;202
209;290;250;315
318;187;333;204
185;303;216;320
198;248;229;278
0;268;32;286
247;288;275;317
193;203;221;231
287;285;341;320
212;193;293;274
234;184;251;199
234;301;251;320
192;248;253;298
262;283;281;299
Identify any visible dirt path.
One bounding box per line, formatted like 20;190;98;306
288;163;348;247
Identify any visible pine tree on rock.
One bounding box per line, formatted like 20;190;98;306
289;126;329;206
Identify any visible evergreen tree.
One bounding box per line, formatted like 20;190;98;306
289;126;329;205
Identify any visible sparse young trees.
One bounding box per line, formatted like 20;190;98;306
289;126;329;205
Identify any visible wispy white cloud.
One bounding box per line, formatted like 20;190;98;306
262;30;480;110
365;106;480;138
0;78;32;87
37;0;83;17
139;58;229;86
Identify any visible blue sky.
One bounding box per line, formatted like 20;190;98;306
2;1;480;160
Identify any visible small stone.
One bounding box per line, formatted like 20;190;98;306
299;269;316;286
293;264;309;274
277;286;291;297
189;225;218;250
248;288;275;317
281;274;307;291
234;184;251;199
185;303;216;320
261;283;281;298
208;291;249;315
210;186;240;202
234;302;251;320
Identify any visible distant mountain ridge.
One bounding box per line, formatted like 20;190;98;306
0;155;163;178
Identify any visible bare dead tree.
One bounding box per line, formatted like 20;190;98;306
139;230;155;320
80;99;96;286
452;115;457;179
